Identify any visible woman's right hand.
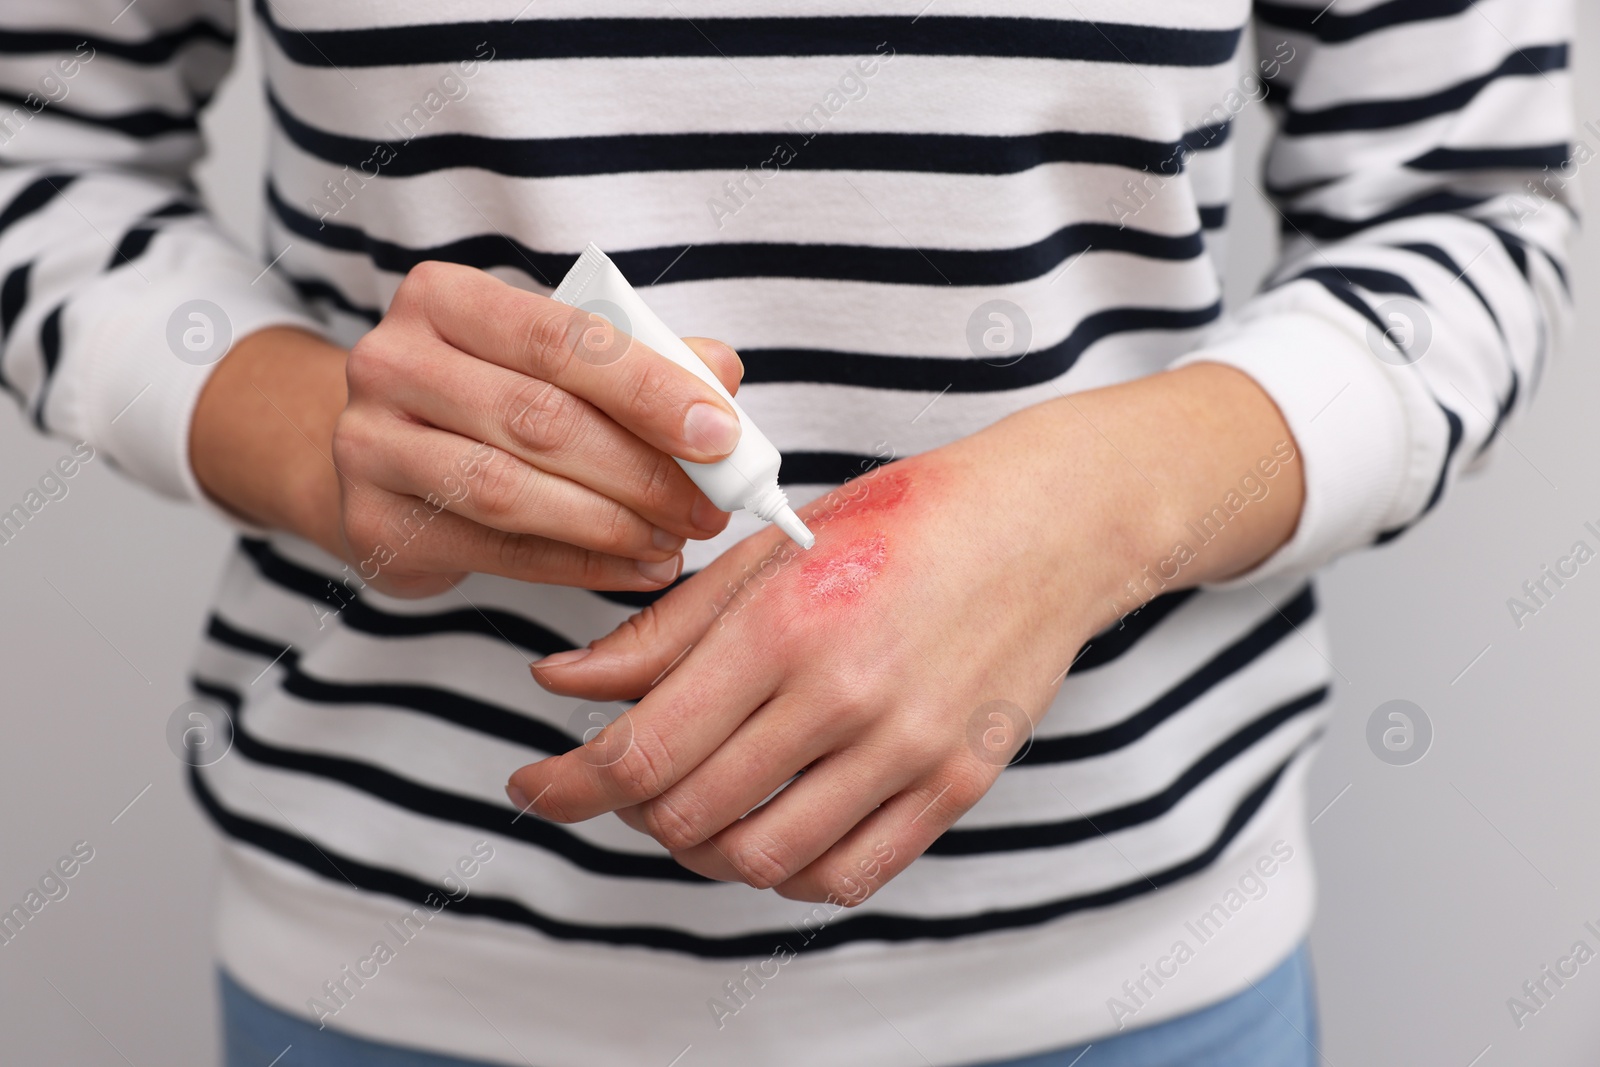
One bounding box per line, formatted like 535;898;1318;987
191;260;745;598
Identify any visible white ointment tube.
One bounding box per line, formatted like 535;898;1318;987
550;243;815;549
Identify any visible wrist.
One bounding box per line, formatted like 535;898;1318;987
190;325;349;554
1005;363;1305;630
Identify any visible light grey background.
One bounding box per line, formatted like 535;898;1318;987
2;8;1597;1066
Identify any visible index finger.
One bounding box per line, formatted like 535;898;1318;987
506;629;780;823
396;261;742;463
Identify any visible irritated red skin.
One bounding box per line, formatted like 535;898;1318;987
800;533;888;602
830;466;912;518
803;464;916;530
770;465;924;608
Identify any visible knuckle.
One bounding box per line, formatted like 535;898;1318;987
573;548;617;589
730;834;799;890
835;693;875;727
328;411;370;473
470;453;534;525
938;760;992;812
819;674;883;729
491;528;550;576
621;359;679;432
344;333;395;396
598;501;638;554
501;378;576;455
824;870;878;907
520;302;583;373
615;603;661;646
399;259;449;300
607;603;684;661
603;726;673;802
642;793;709;852
408;259;448;286
633;450;683;518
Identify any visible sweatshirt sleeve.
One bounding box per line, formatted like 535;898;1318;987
0;0;326;502
1173;0;1577;583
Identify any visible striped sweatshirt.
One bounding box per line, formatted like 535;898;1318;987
0;2;1575;1064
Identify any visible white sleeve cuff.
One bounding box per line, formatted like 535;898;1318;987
49;268;329;510
1170;310;1415;585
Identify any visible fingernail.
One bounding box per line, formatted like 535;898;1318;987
506;783;530;810
536;647;592;669
683;402;741;456
637;554;681;585
691;495;725;533
651;526;686;553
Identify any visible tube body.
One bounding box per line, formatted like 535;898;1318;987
550;244;814;548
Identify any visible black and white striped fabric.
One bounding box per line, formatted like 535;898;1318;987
0;2;1574;1064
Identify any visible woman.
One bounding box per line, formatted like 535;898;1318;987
0;1;1573;1064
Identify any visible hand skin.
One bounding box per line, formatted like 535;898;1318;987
507;362;1305;906
189;261;747;597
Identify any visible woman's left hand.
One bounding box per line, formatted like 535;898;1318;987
506;364;1303;904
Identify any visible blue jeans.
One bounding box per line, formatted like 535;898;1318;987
221;943;1318;1067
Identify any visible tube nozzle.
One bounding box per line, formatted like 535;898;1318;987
772;504;815;550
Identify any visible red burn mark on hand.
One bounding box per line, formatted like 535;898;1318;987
801;533;888;602
808;466;913;529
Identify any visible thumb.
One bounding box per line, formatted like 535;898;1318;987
531;529;781;700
